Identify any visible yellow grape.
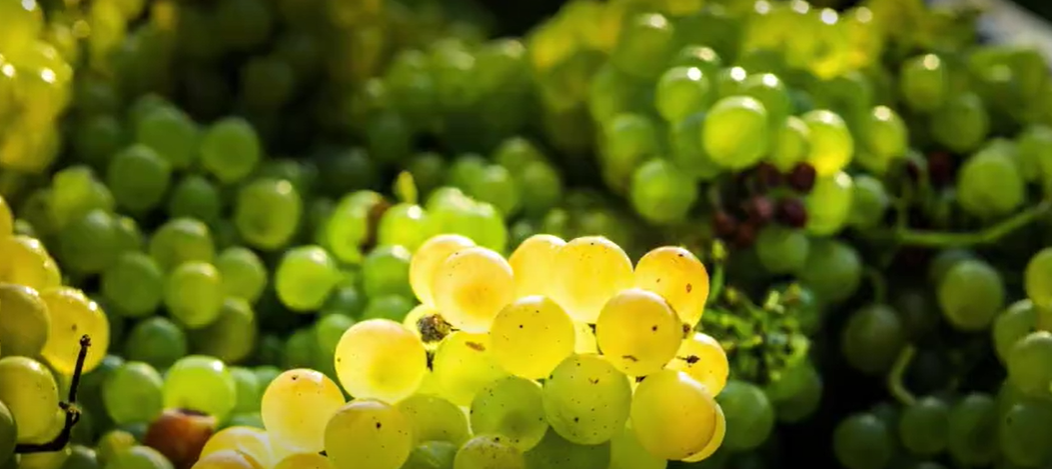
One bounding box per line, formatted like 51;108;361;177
0;356;59;442
574;322;598;354
634;246;710;327
0;236;61;291
490;296;575;380
274;452;333;469
470;377;548;451
18;446;71;469
22;408;64;445
681;404;726;462
667;332;729;396
508;234;566;298
609;424;667;469
39;287;109;375
261;369;346;454
630;369;720;460
325;399;413;469
431;247;516;333
595;288;682;377
200;426;274;468
334;319;428;403
0;283;51;358
192;449;263;469
0;195;11;235
395;393;471;445
453;435;526;469
409;234;476;306
542;354;632;445
549;236;634;323
431;331;509;406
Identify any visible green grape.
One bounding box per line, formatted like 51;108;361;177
1000;397;1052;467
164;261;224;329
805;171;853;236
427;195;508;254
60;445;98;469
334;319;428;403
848;175;889;229
668;112;722;181
930;94;989;155
200;117;262;184
123;317;186;370
167;175;222;225
406;153;446;197
363;295;415;321
937;258;1005;331
395;394;470;446
40;288;109;374
956;144;1024;219
73;115;126;169
470;377;548;451
671;45;723;75
489;296;575;380
324;400;413;469
629;158;698;225
134;105;199;170
447;156;488;190
1026;248;1052;309
212;247;266;305
402;441;457;469
630;369;722;460
240;55;294;112
600;113;660;191
191;298;257;364
148;218;215;271
48;165;115;229
262;369;345;454
596;288;681;377
610;13;676;80
0;356;58;442
163;356;237;420
102;362;163;425
524;430;610;469
453;435;525;469
587;63;652;124
859;106;907;173
58;209;120;274
96;430;135;466
769;115;811;171
103;446;172;469
740;73;791;124
655;66;712;123
947;393;999;466
324;191;385;264
0;0;43;56
467;165;521;218
899;396;950;456
518;161;564;217
313;148;375;198
274;245;339;312
0;283;51;358
799;239;861;305
755;226;809;274
714;66;748;97
833;413;893;469
114;216;144;253
282;328;316;370
993;300;1040;364
841;304;905;375
377;204;430;252
365;111;412;165
702;96;770;170
542;354;631;445
362;246;413;299
0;401;13;465
322;286;366;318
0;235;61;292
769;360;823;424
106;144;171;213
899;54;949;112
802;110;853;177
431;332;509;407
234;178;302;251
1008;331;1052;398
102;252;164;318
608;425;666;469
1016;124;1052;183
716;380;774;452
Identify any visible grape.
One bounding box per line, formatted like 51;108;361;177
229;368;261;414
755;226;809;274
1008;331;1052;398
148;218;215;271
542;354;631;445
467;165;521;217
102;252;164;317
634;245;710;327
702;96;770;170
0;283;50;358
804;171;853;236
192;449;260;469
200;426;273;467
609;425;666;469
377;204;430;252
324;400;413;469
200;117;261;184
523;429;610;469
261;369;345;454
275;245;340;312
841;304;905;375
134;105;199;169
610;13;675;80
490;296;575;380
769;116;811;171
107;144;171;213
191;298;258;364
574;321;598;354
431;332;509;406
163;356;237;420
428;195;508;254
164;261;224;329
0;236;60;292
1026;248;1052;309
167;175;222;225
947;393;999;466
49;166;114;229
470;377;548;451
362;246;413;299
0;401;13;465
507;234;565;299
899;54;948;112
654;66;712;122
39;288;109;374
630;369;720;460
669;111;722;181
430;247;515;333
274;452;331;469
519;161;563;217
668;332;729;396
235;178;302;251
596;288;681;376
599;113;659;191
956;145;1025;219
402;441;457;469
833;413;893;469
993;300;1039;364
716;380;774;452
0;357;58;442
334;319;428;403
1000;398;1052;467
799;239;861;306
931;92;990;154
58;209;120;274
409;234;476;307
899;396;950;456
102;361;163;425
363;295;415;321
859;106;907;173
801;110;853;177
453;435;525;469
550;236;634;323
103;446;172;469
848;174;889;229
937;258;1005;331
395;394;470;446
741;73;791;124
629;158;699;225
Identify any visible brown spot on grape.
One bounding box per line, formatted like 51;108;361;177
685;355;700;365
466;341;485;352
376;422;382;429
686;283;693;293
623;355;638;362
651;325;658;332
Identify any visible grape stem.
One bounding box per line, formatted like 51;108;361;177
865;268;887;304
15;335;91;454
893;199;1052;248
887;344;917;407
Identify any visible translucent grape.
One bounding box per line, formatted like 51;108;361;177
769;116;811;171
167;175;222;225
741;73;791;124
542;354;631;445
229;368;262;413
833;413;893;469
610;13;676;80
549;236;634;323
200;117;262;184
453;435;526;469
668;332;729;396
899;54;948;112
0;283;50;358
507;234;565;298
192;298;258;364
102;361;163;425
956;146;1025;219
841;304;905;375
490;296;575;380
702;96;770;170
431;332;509;407
0;236;60;291
102;252;164;318
899;396;950;456
523;430;610;469
630;369;720;460
1007;331;1052;398
134;105;199;169
804;171;853;236
937;258;1005;331
630;158;699;225
40;288;109;374
470;377;548;451
334;319;428;403
148;218;215;271
574;321;598;354
848;175;889;229
235;178;302;251
395;394;470;446
596;288;681;376
324;400;413;469
668;112;722;181
802;110;854;177
107;144;171;213
362;246;413;299
274;452;332;469
1026;249;1052;312
860;106;907;170
947;393;998;466
377;204;430;252
0;357;59;442
164;261;224;329
654;66;712;122
466;165;521;218
193;449;260;469
409;234;476;307
163;356;237;420
200;427;272;466
103;445;172;469
401;441;457;469
261;369;345;454
993;300;1039;363
634;245;710;327
716;380;774;452
609;425;666;469
275;245;340;312
362;295;415;322
431;247;515;333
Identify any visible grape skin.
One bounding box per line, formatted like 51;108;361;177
1007;331;1052;399
324;400;414;469
431;332;509;407
549;236;634;323
667;332;729;396
490;295;575;380
261;369;345;454
409;234;476;307
453;435;526;469
542;354;631;445
395;393;470;446
200;426;274;468
0;356;59;442
595;288;682;377
630;370;720;461
431;246;515;333
0;283;51;358
333;319;429;403
470;377;548;451
39;287;110;375
507;234;565;298
633;245;709;327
